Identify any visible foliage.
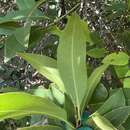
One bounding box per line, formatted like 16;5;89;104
1;0;130;130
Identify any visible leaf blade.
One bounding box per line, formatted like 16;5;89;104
57;13;88;111
18;53;65;92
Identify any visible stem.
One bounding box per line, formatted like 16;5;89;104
47;2;80;28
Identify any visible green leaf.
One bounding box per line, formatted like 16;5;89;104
77;126;93;130
81;64;109;112
102;52;129;66
4;34;25;62
16;0;35;10
57;13;88;111
97;89;125;115
90;84;108;103
114;65;129;78
18;53;65;92
123;116;130;129
128;0;130;10
87;48;106;58
0;92;68;122
50;83;65;106
0;9;47;25
92;113;117;130
104;106;130;127
34;86;53;100
123;70;130;88
17;125;64;130
4;24;31;62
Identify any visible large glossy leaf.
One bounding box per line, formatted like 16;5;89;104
92;113;117;130
102;52;129;66
17;125;64;130
57;13;88;112
81;64;109;112
18;53;65;92
0;92;68;123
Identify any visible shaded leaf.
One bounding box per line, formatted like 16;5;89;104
87;48;106;58
90;84;108;103
104;106;130;127
81;64;109;112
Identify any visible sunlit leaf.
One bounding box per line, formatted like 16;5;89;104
102;52;129;66
0;92;74;127
57;13;88;113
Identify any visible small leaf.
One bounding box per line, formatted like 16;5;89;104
17;125;64;130
102;52;129;66
87;48;106;58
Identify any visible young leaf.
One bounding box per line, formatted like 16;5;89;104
17;125;64;130
18;53;65;92
81;64;109;112
57;13;88;113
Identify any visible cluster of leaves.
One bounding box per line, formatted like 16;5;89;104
1;0;130;130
